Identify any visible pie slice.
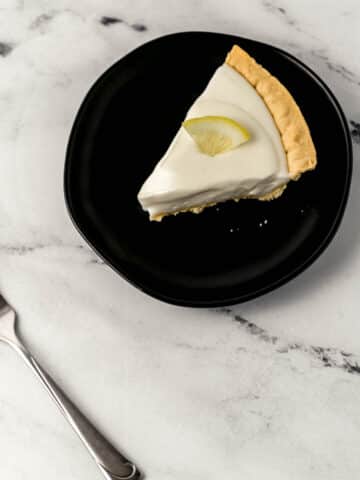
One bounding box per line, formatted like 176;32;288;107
138;45;316;221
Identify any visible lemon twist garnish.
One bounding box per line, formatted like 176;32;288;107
182;116;250;156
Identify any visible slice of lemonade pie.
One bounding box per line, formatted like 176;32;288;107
138;45;316;221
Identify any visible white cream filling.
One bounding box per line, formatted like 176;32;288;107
138;64;289;218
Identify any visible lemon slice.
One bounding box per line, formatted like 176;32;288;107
182;116;250;156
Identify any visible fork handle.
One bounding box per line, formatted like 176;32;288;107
15;342;140;480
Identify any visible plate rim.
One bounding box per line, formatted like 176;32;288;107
64;31;353;308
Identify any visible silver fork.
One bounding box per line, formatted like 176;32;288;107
0;293;140;479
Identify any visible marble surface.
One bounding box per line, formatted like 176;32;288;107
0;0;359;478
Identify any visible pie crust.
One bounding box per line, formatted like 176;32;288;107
226;45;317;178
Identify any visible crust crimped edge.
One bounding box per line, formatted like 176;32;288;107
225;45;317;178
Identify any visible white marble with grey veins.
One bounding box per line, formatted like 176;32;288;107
0;0;359;479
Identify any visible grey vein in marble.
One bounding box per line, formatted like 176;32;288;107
262;1;296;26
99;15;147;32
218;308;360;376
350;120;360;144
29;13;55;31
100;16;123;26
172;341;214;352
310;49;360;86
0;241;68;256
324;61;360;86
0;42;13;57
263;3;360;87
87;257;105;265
131;23;148;32
0;241;104;264
261;0;318;40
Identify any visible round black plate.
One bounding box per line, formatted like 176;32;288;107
64;32;352;307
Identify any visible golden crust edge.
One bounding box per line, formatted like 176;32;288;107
225;45;317;178
150;184;287;221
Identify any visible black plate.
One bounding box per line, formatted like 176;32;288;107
64;32;352;307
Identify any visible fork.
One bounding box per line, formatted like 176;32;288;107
0;293;140;479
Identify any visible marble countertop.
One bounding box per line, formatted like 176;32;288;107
0;0;359;478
